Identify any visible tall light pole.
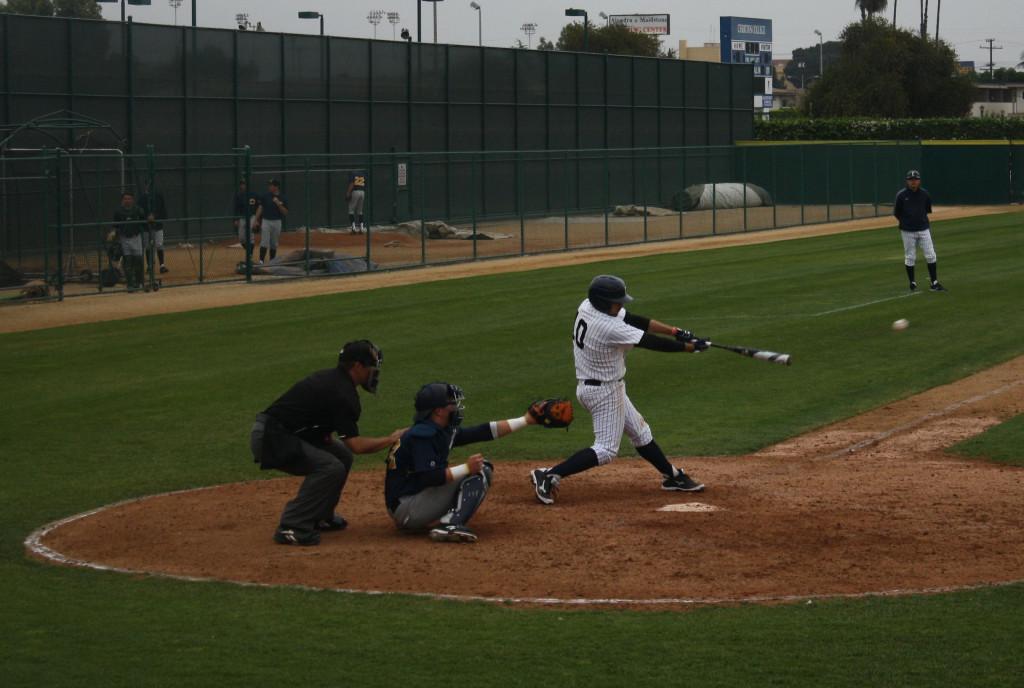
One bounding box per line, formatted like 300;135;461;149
98;0;152;24
387;11;401;40
814;29;823;75
367;9;384;39
168;0;181;26
470;2;481;47
298;10;324;36
521;22;537;49
431;0;444;44
565;8;588;51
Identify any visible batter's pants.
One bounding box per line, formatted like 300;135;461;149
900;228;937;266
578;380;654;464
389;464;493;531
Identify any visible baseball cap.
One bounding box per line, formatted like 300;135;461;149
905;170;921;180
414;382;465;423
268;178;281;186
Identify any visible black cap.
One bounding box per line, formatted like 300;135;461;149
268;178;281;187
338;340;381;368
906;169;921;180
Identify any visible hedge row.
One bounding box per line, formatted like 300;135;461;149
752;117;1024;141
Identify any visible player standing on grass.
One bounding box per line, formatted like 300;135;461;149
530;275;707;505
894;170;946;293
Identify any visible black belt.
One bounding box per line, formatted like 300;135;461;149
582;379;619;386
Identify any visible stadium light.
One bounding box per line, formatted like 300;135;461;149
470;2;481;47
298;10;324;36
565;7;588;50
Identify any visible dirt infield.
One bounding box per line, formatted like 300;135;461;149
29;355;1024;606
17;203;1024;606
3;204;1018;334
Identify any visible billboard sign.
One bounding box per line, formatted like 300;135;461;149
608;14;671;35
719;16;773;63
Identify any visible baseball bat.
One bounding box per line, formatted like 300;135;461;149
708;342;792;366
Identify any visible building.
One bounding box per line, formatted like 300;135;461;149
677;40;721;63
972;82;1024;117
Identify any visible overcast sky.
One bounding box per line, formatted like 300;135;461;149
105;1;1024;69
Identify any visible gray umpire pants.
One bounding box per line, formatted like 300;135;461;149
250;415;354;532
389;464;493;531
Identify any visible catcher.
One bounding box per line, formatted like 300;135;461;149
384;383;572;543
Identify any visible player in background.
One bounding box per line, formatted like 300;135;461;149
346;169;367;234
531;275;707;505
894;170;945;292
255;178;288;264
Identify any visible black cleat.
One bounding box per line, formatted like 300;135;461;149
929;281;947;292
909;281;917;292
662;469;705;492
530;468;560;505
314;514;348;531
273;528;321;546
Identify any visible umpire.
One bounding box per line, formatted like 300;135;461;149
250;340;403;546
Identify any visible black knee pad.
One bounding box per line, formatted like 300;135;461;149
441;473;488;526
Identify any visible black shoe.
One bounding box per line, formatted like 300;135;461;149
273;528;321;546
159;264;169;274
314;514;348;531
530;468;559;505
909;281;917;292
929;281;947;292
662;469;705;492
428;524;478;543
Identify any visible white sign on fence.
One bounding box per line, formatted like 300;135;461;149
397;162;407;188
608;14;671;35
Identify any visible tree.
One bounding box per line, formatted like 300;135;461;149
554;21;662;57
0;0;101;18
804;18;973;117
1018;49;1024;69
855;0;888;21
783;41;843;85
536;36;555;51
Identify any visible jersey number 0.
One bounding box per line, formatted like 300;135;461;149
574;318;588;349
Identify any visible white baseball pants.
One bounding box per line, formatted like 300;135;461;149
577;380;653;464
901;229;936;266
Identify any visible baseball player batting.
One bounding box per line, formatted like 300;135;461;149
530;275;706;505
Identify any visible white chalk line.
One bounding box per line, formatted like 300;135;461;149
23;483;1024;608
826;378;1024;460
811;291;919;317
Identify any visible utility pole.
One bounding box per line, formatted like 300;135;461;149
979;38;1003;79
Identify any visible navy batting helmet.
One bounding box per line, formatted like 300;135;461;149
588;274;633;314
905;169;921;180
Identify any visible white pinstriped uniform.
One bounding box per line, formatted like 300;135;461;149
572;298;654;465
900;229;936;267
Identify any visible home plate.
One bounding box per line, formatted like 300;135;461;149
657;502;720;513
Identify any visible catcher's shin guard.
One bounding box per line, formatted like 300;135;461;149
440;473;488;526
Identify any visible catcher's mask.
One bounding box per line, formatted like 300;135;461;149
338;340;383;394
414;382;465;427
588;274;634;314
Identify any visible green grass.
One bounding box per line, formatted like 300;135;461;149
3;212;1024;686
950;414;1024;466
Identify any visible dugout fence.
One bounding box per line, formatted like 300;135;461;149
11;138;1016;301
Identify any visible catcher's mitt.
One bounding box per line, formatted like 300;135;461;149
528;398;574;429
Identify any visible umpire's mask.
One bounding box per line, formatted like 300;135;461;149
339;340;383;394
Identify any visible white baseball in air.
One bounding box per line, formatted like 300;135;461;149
892;318;910;331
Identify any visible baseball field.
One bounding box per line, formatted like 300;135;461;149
3;210;1023;685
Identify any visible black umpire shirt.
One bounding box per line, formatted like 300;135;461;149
264;368;361;441
893;187;932;232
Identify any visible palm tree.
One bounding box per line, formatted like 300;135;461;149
892;0;898;25
855;0;889;20
934;0;941;41
1018;49;1024;69
919;0;929;39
